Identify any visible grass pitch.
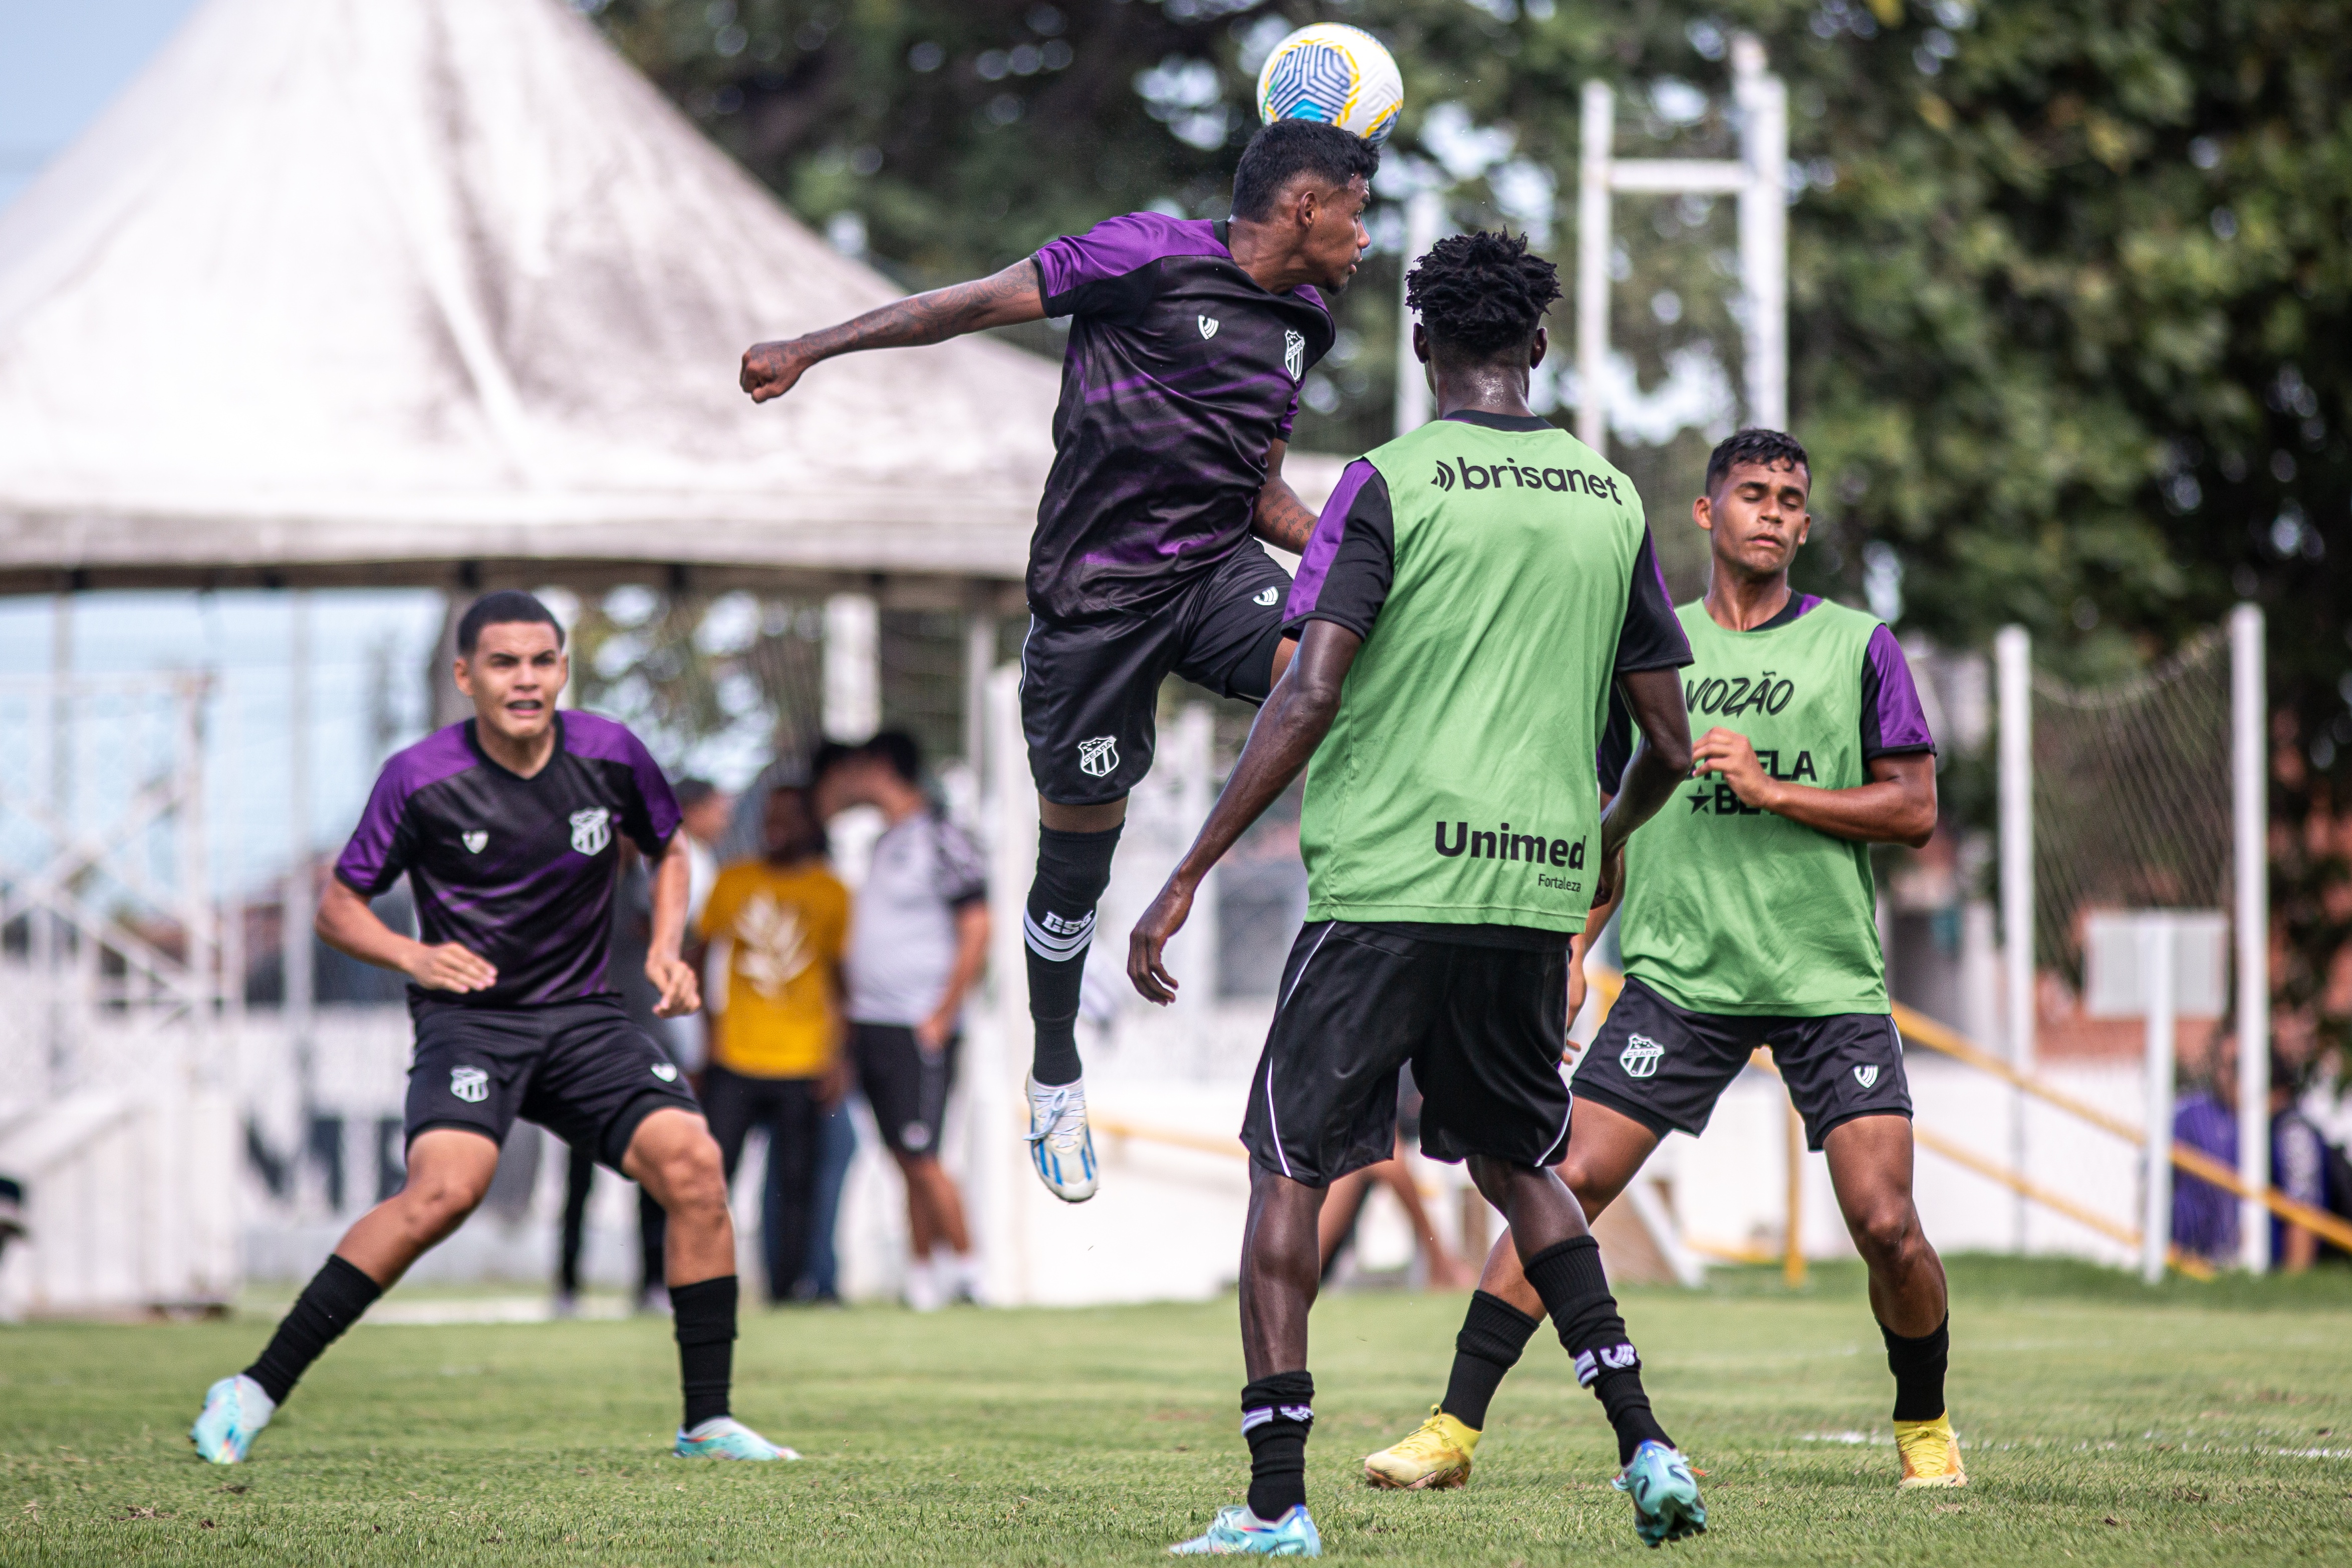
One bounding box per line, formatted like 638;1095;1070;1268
4;1257;2349;1564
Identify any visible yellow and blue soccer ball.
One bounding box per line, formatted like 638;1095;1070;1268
1254;23;1403;149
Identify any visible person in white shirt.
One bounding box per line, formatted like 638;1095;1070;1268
815;732;990;1310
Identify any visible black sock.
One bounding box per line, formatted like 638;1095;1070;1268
1023;824;1120;1086
1522;1236;1671;1465
1241;1371;1314;1521
244;1254;382;1404
1883;1315;1950;1422
671;1275;738;1431
1441;1290;1541;1431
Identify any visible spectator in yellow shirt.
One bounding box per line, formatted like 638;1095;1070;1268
699;786;851;1302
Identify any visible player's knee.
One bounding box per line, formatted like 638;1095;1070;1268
653;1134;730;1219
1848;1199;1920;1263
399;1171;488;1238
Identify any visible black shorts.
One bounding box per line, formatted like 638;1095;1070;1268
406;995;701;1171
851;1022;959;1158
1021;542;1291;804
1241;922;1575;1186
1574;976;1913;1151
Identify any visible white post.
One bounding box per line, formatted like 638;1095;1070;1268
2141;916;2176;1285
40;595;70;1091
823;592;881;742
2232;604;2270;1271
1171;703;1218;1013
1576;80;1614;451
963;610;996;771
1394;190;1443;437
286;594;315;1064
1995;624;2033;1252
982;663;1036;1306
1732;34;1787;432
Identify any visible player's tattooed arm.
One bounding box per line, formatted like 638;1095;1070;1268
740;260;1048;402
1693;732;1936;846
1593;667;1693;906
1129;620;1365;1003
316;877;497;993
1249;439;1319;554
645;834;702;1017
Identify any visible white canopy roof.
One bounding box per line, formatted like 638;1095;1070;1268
0;0;1077;597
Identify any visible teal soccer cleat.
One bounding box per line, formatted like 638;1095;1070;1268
1614;1439;1707;1547
674;1416;798;1460
1168;1503;1322;1555
189;1374;276;1465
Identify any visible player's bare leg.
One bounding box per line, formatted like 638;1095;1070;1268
624;1108;796;1460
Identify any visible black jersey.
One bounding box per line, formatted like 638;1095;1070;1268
1029;211;1336;619
334;713;680;1009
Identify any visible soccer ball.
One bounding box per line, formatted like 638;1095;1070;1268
1254;23;1403;150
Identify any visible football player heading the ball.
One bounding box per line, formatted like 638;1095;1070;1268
189;591;794;1467
741;118;1379;1209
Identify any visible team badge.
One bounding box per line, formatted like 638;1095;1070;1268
1619;1033;1664;1080
449;1065;489;1104
461;831;487;854
1853;1064;1880;1089
1284;329;1305;380
569;807;612;856
902;1121;933;1152
1253;586;1280;607
650;1062;679;1083
1198;315;1220;340
1077;735;1119;778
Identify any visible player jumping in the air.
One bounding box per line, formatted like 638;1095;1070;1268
189;592;791;1465
1360;428;1965;1495
740;120;1375;1203
1129;233;1708;1553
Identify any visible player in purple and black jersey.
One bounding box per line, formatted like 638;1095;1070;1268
188;592;793;1467
741;120;1378;1201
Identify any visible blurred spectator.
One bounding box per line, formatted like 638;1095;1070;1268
699;787;852;1302
816;732;988;1311
1317;1066;1474;1289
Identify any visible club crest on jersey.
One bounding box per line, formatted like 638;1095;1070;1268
449;1065;489;1104
1620;1033;1664;1079
461;831;487;854
569;808;612;857
1284;329;1305;380
1853;1064;1880;1089
1077;735;1119;778
1253;586;1281;607
651;1062;679;1083
1198;315;1220;340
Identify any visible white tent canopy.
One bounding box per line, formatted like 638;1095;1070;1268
0;0;1070;598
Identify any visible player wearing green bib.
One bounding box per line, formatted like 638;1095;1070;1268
1362;428;1967;1497
1130;233;1708;1555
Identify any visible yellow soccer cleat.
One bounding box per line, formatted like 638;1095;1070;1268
1894;1411;1967;1488
1363;1406;1480;1490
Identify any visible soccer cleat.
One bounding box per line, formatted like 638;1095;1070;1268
1167;1503;1322;1555
673;1416;799;1461
1894;1411;1967;1488
189;1374;276;1465
1363;1406;1480;1490
1024;1074;1099;1202
1613;1439;1707;1547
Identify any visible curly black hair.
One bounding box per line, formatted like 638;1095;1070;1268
1404;231;1561;360
1703;428;1810;494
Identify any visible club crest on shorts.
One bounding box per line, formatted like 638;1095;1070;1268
1619;1032;1664;1079
1284;329;1305;380
1077;735;1119;778
449;1065;489;1104
569;807;612;856
650;1062;679;1082
1853;1064;1880;1089
902;1121;932;1152
1254;586;1280;607
1198;315;1219;340
461;831;487;854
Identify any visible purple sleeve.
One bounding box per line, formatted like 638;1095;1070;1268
1284;459;1376;623
566;714;682;851
1859;624;1936;757
332;726;472;895
1275;385;1301;440
1034;211;1224;317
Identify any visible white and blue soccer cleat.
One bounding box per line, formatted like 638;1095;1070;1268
1613;1439;1707;1547
189;1374;275;1465
1168;1503;1322;1555
674;1416;799;1461
1024;1074;1099;1202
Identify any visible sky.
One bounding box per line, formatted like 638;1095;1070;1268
0;1;200;209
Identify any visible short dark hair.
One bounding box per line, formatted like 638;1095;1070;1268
863;729;922;787
809;740;858;785
455;590;563;657
674;777;718;811
1405;231;1561;360
1704;428;1810;494
1231;119;1380;222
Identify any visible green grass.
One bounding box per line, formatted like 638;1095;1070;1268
5;1256;2351;1564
